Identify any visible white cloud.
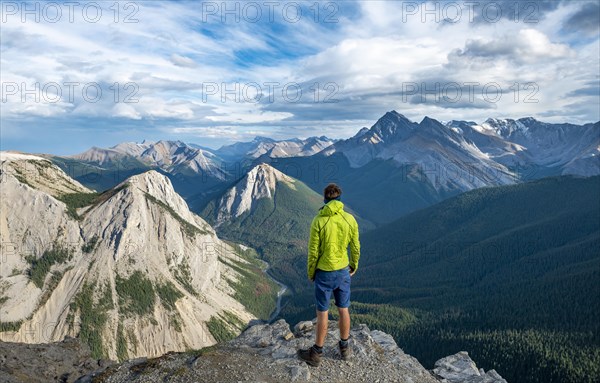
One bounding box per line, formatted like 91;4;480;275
169;54;197;68
112;104;142;120
453;28;573;64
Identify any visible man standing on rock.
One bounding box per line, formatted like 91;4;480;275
298;183;361;367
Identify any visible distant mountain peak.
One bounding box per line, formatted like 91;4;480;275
354;127;370;138
379;110;412;124
371;110;412;129
446;120;477;127
153;139;187;148
245;163;295;191
124;169;171;189
384;110;408;119
211;163;296;224
217;136;334;161
482;118;531;138
518;117;539;124
370;111;416;139
420;116;442;125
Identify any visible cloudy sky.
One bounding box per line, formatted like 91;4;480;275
1;0;598;154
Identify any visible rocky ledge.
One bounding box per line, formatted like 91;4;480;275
0;319;507;383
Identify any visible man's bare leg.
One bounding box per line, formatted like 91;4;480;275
338;307;350;340
315;310;329;347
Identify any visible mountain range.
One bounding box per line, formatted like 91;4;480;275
53;113;599;198
50;136;336;213
2;110;598;382
48;112;599;222
204;135;336;162
262;112;598;224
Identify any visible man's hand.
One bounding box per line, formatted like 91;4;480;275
349;267;356;277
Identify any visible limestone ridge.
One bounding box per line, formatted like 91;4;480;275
0;153;262;360
1;152;91;195
15;319;508;382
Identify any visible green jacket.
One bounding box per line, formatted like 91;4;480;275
307;200;360;280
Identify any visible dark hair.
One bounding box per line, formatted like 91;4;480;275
323;183;342;200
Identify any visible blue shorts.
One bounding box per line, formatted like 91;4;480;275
314;267;351;312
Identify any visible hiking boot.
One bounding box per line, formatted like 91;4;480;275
339;341;351;361
297;346;322;367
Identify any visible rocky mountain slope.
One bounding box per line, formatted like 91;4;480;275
447;118;600;177
0;152;275;360
0;319;507;383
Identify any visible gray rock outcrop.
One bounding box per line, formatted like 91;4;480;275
433;351;507;383
1;318;508;383
81;318;442;383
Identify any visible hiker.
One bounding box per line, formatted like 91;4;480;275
297;183;361;367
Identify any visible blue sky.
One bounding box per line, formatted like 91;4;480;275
1;0;599;155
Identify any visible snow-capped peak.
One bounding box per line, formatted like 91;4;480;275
481;118;531;138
